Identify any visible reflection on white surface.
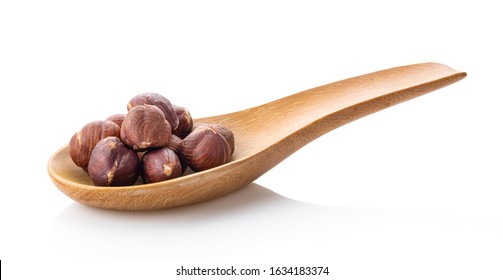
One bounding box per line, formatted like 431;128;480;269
50;183;502;275
51;183;314;260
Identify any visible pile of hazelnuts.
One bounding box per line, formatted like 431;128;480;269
69;93;235;186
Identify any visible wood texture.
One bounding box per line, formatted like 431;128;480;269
48;62;466;210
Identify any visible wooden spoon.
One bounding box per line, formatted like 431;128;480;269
48;62;466;210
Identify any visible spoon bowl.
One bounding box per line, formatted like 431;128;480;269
48;62;466;210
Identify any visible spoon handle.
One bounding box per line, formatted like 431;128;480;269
288;62;467;139
214;63;466;158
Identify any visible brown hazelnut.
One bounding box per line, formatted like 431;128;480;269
105;114;126;128
69;120;121;170
179;125;233;171
167;134;182;152
172;105;193;138
141;147;182;183
127;93;179;131
166;134;188;174
197;123;235;154
87;136;140;186
120;104;172;151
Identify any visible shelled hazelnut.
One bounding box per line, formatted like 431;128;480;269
179;124;234;172
172;105;193;138
120;104;172;151
88;136;140;186
167;134;182;152
127;93;179;131
141;147;182;183
196;123;235;154
69;120;121;170
68;93;235;187
105;114;126;128
166;134;187;174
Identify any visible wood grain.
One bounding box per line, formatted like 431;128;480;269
48;62;466;210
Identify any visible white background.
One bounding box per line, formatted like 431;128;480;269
1;0;502;279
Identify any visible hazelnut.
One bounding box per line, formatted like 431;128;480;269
172;105;193;138
127;93;179;131
166;134;187;174
179;125;233;171
69;120;121;170
141;147;182;183
87;136;140;186
120;105;172;151
105;113;126;128
197;123;235;154
167;134;182;152
66;92;238;187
